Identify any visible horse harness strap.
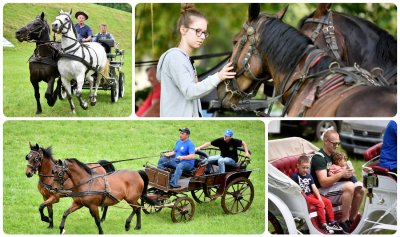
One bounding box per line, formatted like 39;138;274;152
306;10;341;61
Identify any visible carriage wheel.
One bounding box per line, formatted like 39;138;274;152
142;199;163;214
119;72;125;98
191;187;218;203
221;177;254;214
171;196;195;223
111;81;119;103
268;211;284;234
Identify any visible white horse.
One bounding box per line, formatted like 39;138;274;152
51;10;108;113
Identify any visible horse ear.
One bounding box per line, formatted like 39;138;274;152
40;12;45;20
29;142;33;149
57;159;63;165
69;9;72;15
315;3;332;17
248;3;260;22
276;5;289;20
35;143;39;150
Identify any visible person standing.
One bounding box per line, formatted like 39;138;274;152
379;120;397;173
156;3;236;117
74;11;92;43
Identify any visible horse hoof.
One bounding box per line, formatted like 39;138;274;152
36;110;42;115
81;102;88;110
61;229;66;234
134;226;141;230
42;216;50;222
125;225;130;231
91;101;96;106
71;109;76;114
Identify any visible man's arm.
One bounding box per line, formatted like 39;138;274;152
195;142;211;151
142;99;160;117
315;168;346;188
177;153;196;160
241;141;251;157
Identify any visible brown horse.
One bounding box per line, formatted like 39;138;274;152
25;143;115;229
52;158;154;234
299;3;397;85
217;4;396;117
15;12;62;114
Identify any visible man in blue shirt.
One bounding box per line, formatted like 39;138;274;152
157;127;195;188
74;11;92;42
379;120;397;173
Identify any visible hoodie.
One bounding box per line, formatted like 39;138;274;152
156;48;221;117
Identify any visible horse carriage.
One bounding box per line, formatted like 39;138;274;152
268;137;397;234
25;144;254;234
59;38;125;103
141;147;254;222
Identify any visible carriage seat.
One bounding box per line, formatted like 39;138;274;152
363;143;394;178
270;155;341;213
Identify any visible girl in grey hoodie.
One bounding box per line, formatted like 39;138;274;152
157;3;235;117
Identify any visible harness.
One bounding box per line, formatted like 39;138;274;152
54;12;101;76
305;10;341;61
55;160;120;208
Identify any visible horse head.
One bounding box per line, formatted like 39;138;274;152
216;4;287;110
16;12;50;42
25;142;44;177
51;9;73;35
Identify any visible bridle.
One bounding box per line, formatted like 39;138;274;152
304;10;341;61
26;149;43;174
21;17;48;42
225;14;272;111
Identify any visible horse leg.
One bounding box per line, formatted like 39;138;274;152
100;206;108;222
88;75;96;106
61;78;76;114
45;78;57;107
59;202;82;234
75;75;88;110
125;205;141;231
88;205;104;234
31;80;42;114
91;74;101;106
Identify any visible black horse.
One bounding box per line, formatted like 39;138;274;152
15;12;62;114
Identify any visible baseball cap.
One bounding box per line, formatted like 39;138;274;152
179;128;190;135
224;129;234;137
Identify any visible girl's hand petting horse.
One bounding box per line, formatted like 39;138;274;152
217;62;236;81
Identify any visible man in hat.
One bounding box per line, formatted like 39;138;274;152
157;127;195;188
74;11;92;42
196;129;250;173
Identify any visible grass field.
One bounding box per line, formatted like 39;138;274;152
3;3;132;117
3;120;265;234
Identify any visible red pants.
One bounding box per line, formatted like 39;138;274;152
305;194;334;225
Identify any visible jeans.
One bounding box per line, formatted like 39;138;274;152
170;162;193;187
206;155;237;173
157;157;193;187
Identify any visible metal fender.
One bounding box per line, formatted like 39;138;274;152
268;192;298;234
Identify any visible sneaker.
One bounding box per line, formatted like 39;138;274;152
329;222;344;234
339;220;352;234
321;223;334;234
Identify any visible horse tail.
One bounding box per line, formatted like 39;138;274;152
102;60;110;79
138;170;158;206
97;160;116;173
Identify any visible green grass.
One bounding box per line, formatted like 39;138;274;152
3;3;132;117
3;120;265;234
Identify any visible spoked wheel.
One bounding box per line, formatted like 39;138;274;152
171;196;195;223
221;177;254;214
191;187;218;203
119;72;125;98
268;211;284;234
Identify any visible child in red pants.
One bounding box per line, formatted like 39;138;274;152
292;155;343;234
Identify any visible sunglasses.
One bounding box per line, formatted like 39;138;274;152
328;140;341;146
188;27;209;38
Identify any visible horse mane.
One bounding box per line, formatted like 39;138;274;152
66;158;93;175
41;146;56;162
259;18;313;74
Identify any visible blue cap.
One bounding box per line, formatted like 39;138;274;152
224;129;234;137
179;127;190;135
